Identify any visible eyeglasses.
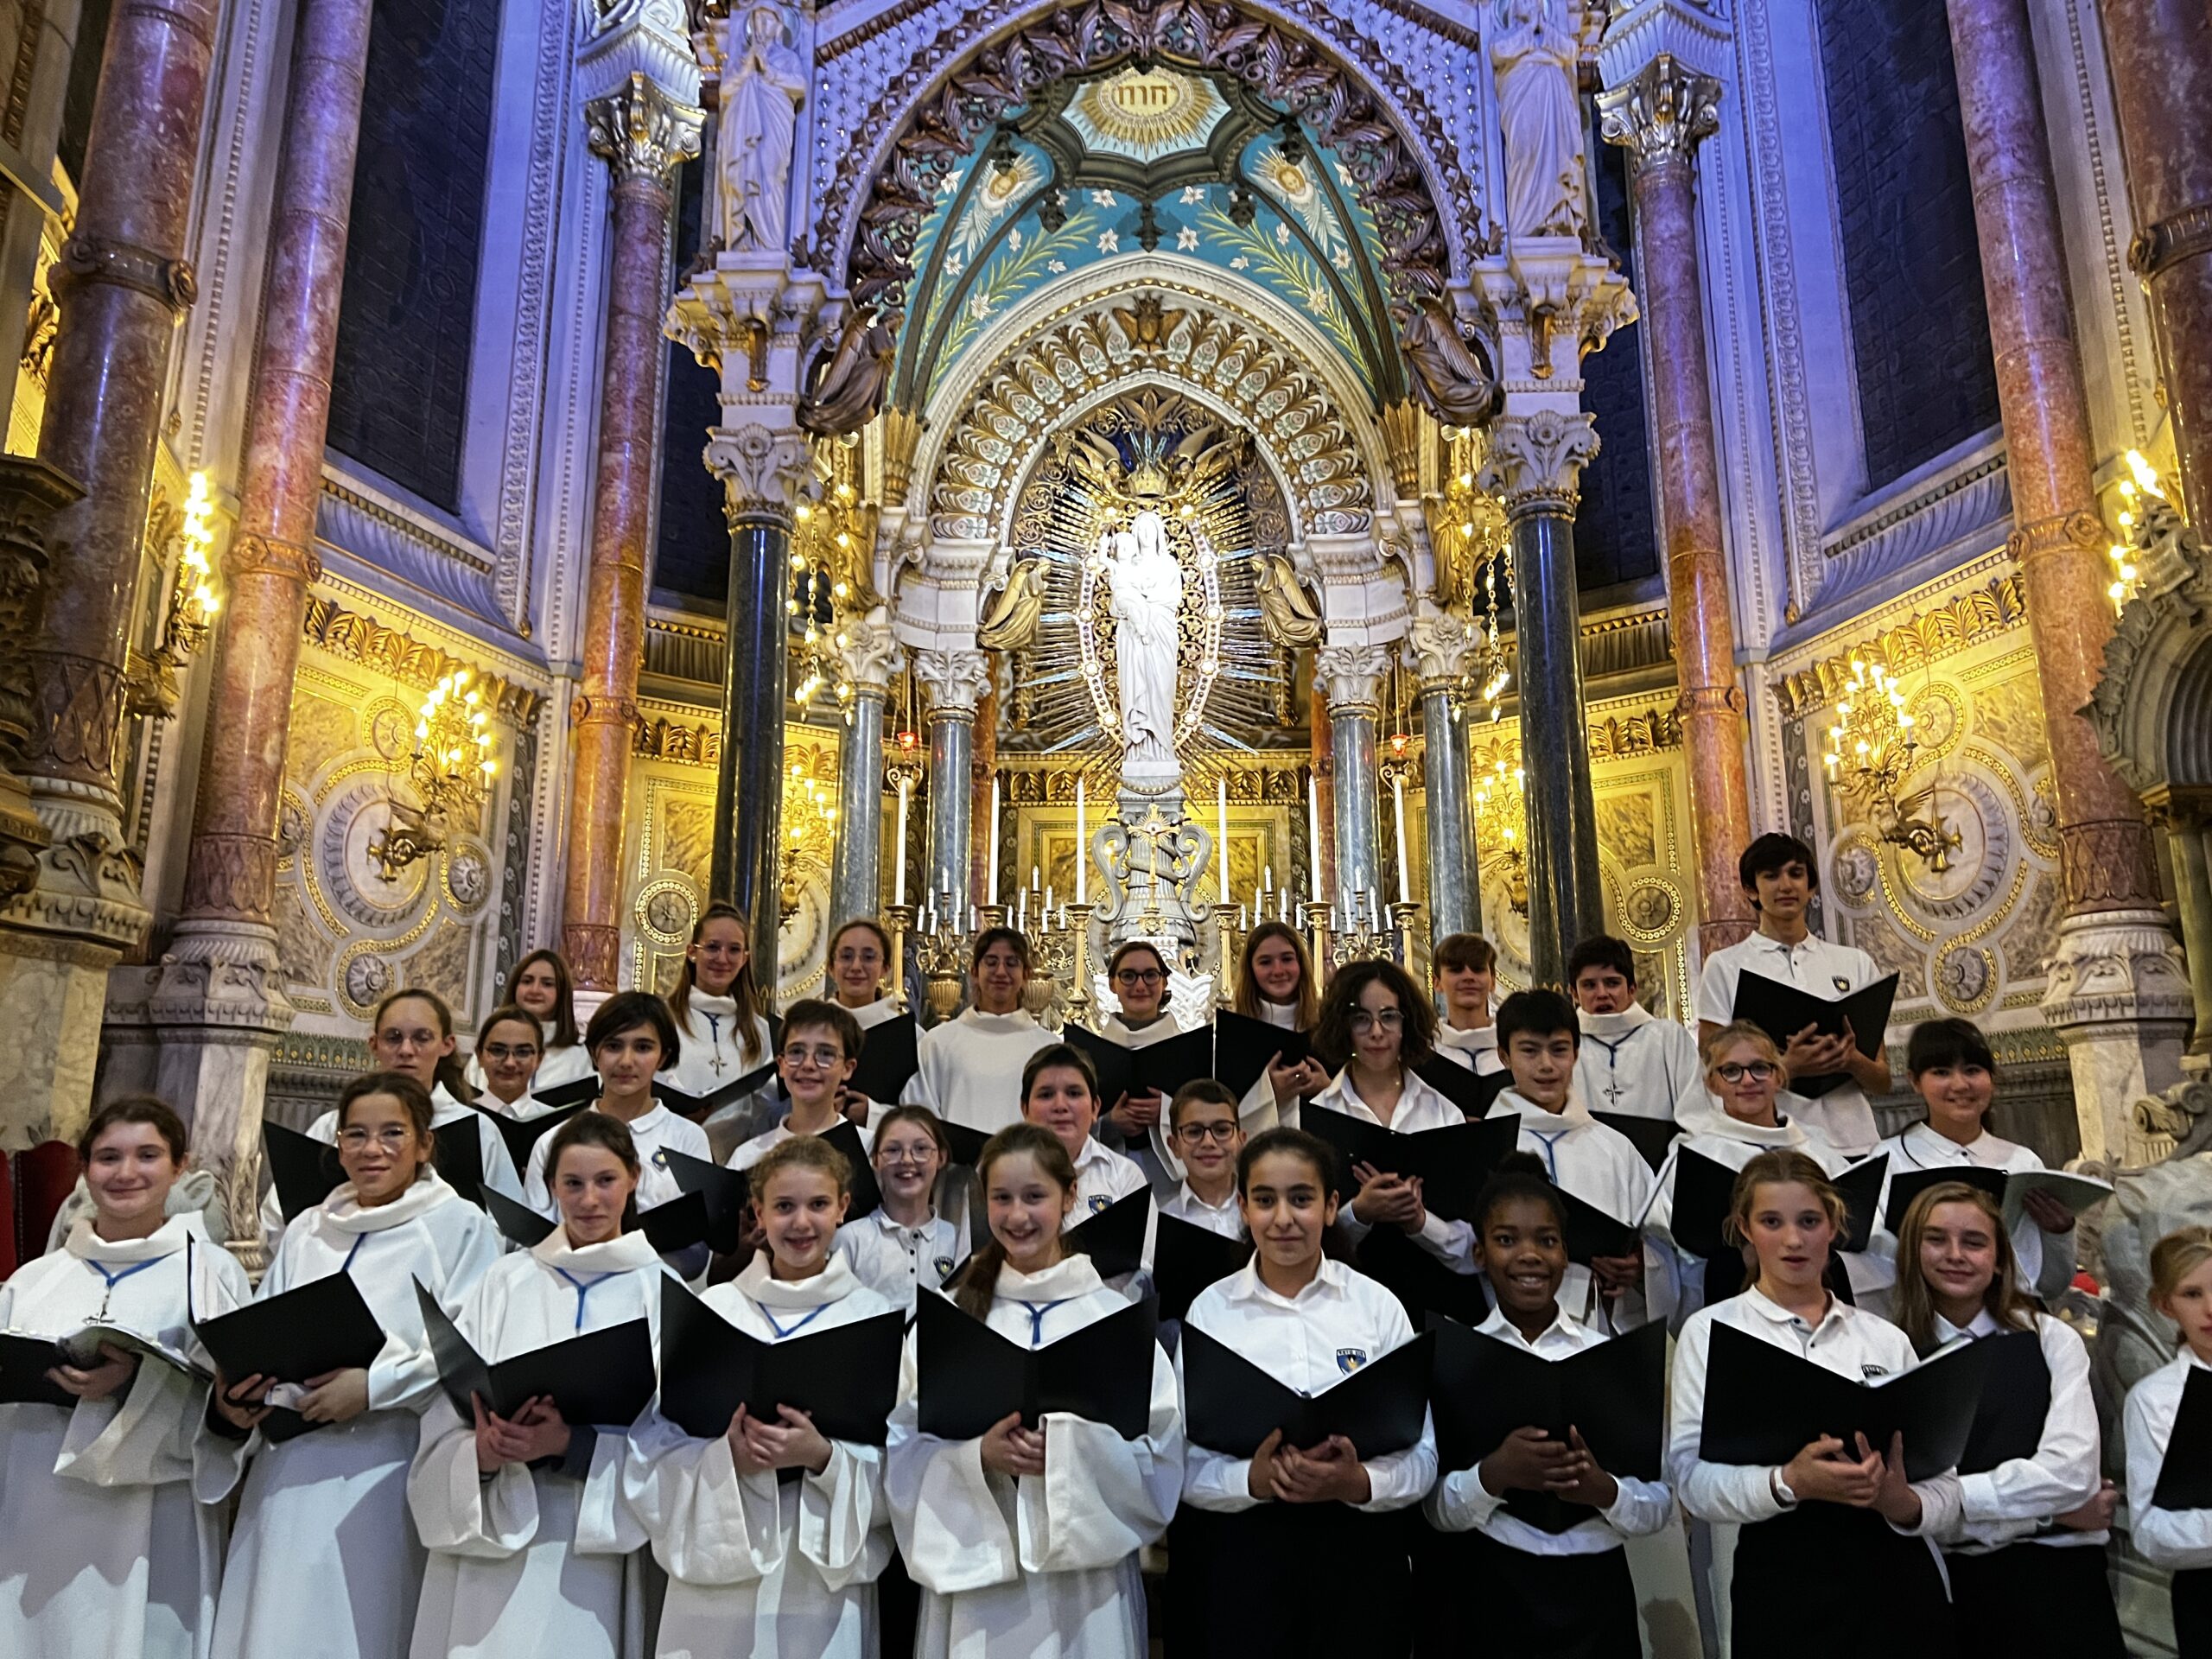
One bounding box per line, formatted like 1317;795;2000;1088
876;1147;940;1167
1115;969;1164;986
1349;1007;1404;1031
1173;1122;1239;1146
481;1043;539;1063
1714;1061;1778;1084
781;1045;844;1068
338;1127;415;1151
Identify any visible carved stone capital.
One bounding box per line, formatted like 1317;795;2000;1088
1598;54;1721;173
2042;909;2194;1033
913;648;990;717
1479;409;1600;513
0;827;149;949
1403;604;1476;689
838;607;904;690
135;918;297;1032
585;70;704;188
1316;643;1391;718
704;423;811;520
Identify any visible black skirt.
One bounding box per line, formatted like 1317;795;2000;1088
1732;1503;1948;1658
1413;1526;1640;1659
1166;1501;1415;1657
1943;1541;2126;1659
2176;1565;2212;1659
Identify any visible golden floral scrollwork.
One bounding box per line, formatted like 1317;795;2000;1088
302;596;543;724
1771;575;2027;720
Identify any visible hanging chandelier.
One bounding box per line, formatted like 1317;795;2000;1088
368;668;497;881
1821;658;1959;871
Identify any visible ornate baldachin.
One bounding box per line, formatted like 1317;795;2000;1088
823;0;1465;324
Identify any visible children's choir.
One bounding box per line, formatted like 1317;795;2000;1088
13;868;2208;1659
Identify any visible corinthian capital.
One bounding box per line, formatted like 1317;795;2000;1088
913;648;991;716
1404;604;1476;689
704;423;811;520
586;71;704;187
1315;643;1390;718
838;607;904;690
1598;54;1721;172
1479;410;1600;513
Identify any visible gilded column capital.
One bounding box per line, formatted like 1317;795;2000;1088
1403;604;1477;690
1598;54;1722;173
913;647;990;717
704;422;810;522
1315;642;1390;719
585;71;703;188
837;607;904;690
1478;409;1600;515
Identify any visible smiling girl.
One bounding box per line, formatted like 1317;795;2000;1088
885;1123;1183;1655
2126;1225;2212;1657
836;1105;963;1314
660;904;774;1100
407;1114;665;1657
1229;922;1330;1135
465;950;593;1095
471;1004;547;1117
208;1073;500;1659
0;1097;251;1659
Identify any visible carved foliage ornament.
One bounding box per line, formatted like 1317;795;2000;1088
1478;408;1599;508
829;0;1461;321
586;71;705;186
1771;575;2028;721
302;597;545;724
703;423;813;518
1595;53;1721;173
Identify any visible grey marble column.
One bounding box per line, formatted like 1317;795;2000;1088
1318;644;1387;921
1482;410;1606;982
828;613;900;925
915;649;988;912
1406;607;1480;938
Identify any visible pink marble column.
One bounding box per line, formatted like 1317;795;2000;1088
1600;58;1757;957
1948;0;2160;910
24;0;221;815
179;0;374;929
2101;0;2212;522
563;76;701;988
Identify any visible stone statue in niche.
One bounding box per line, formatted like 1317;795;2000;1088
1395;298;1502;428
1090;512;1184;777
719;4;806;257
797;307;900;435
1490;0;1588;239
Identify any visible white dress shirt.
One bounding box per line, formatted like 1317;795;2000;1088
1697;930;1884;1153
1156;1182;1246;1238
1424;1305;1673;1555
1864;1123;2075;1306
1573;1004;1700;1122
1066;1134;1150;1223
1486;1089;1656;1326
2125;1350;2212;1571
1668;1287;1960;1536
836;1208;965;1313
1932;1307;2102;1553
1302;1066;1475;1268
726;1111;873;1171
1176;1256;1437;1513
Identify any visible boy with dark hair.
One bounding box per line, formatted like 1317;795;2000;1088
1154;1078;1247;1238
1484;989;1654;1328
1694;832;1891;1154
1566;934;1700;1122
1431;931;1503;1074
728;997;866;1170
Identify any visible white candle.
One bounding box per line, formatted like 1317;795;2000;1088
893;779;910;906
987;776;1000;906
1216;777;1230;903
1392;774;1410;904
1031;863;1041;893
1017;889;1027;931
1306;774;1323;899
1076;778;1088;905
1280;889;1290;921
1046;884;1054;913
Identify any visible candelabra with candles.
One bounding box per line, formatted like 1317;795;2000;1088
1821;658;1960;872
912;889;976;1026
1471;755;1529;917
368;668;498;881
1328;889;1396;970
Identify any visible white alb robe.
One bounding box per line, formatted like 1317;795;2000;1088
465;1042;595;1098
0;1216;251;1659
885;1256;1184;1656
1573;1003;1700;1122
206;1173;501;1659
405;1228;666;1658
1485;1089;1656;1329
899;1009;1057;1135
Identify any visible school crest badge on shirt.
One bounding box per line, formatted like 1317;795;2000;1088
1832;976;1851;993
1088;1194;1111;1215
1336;1347;1368;1374
933;1255;956;1277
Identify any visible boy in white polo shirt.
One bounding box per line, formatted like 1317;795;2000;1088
1694;833;1891;1154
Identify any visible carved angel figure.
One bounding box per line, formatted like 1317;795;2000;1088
977;557;1047;652
1254;553;1323;648
797;308;900;436
1395;299;1502;428
1491;0;1587;239
719;5;805;255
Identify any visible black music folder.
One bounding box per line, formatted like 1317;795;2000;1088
1669;1146;1745;1262
264;1119;344;1222
1882;1164;2113;1234
533;1074;602;1111
2153;1364;2212;1510
661;1147;750;1255
1152;1213;1253;1322
1304;1109;1519;1220
1181;1323;1433;1461
482;1184;558;1248
657;1280;905;1444
849;1013;920;1103
1955;1330;2050;1475
1557;1186;1641;1267
192;1268;387;1442
432;1118;486;1205
941;1120;992;1168
482;1102;589;1178
1214;1011;1311;1101
0;1333;79;1406
414;1281;654;1428
1698;1320;1992;1480
1065;1187;1153;1279
817;1119;883;1221
915;1289;1157;1441
1592;1111;1680;1174
1065;1024;1216;1106
638;1190;714;1255
1728;970;1899;1098
1414;1057;1512;1120
658;1061;779;1123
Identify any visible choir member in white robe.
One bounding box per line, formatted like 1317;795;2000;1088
1859;1018;2078;1312
1567;936;1699;1122
0;1098;251;1659
659;906;776;1154
1485;991;1655;1331
463;950;595;1096
626;1136;895;1658
1432;931;1506;1075
1170;1127;1436;1654
1694;835;1891;1155
823;918;903;1126
1019;1044;1148;1223
2124;1230;2212;1656
1221;921;1329;1141
728;1000;872;1173
886;1125;1183;1656
407;1114;665;1659
471;1006;550;1119
259;989;523;1255
834;1106;966;1314
1089;940;1186;1188
207;1075;502;1659
899;928;1056;1135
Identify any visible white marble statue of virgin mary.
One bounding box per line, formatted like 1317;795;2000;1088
1490;0;1587;239
1096;512;1183;776
719;4;806;256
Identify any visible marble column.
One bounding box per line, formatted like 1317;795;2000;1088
1308;661;1337;906
1599;56;1756;959
914;649;988;915
563;76;702;988
828;613;900;925
1483;411;1607;983
704;425;809;936
2100;0;2212;519
1406;608;1480;939
1947;0;2183;1160
969;679;999;907
1318;645;1387;923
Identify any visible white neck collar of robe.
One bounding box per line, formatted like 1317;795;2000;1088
1675;1095;1802;1146
1575;1003;1655;1040
1489;1087;1593;1128
322;1169;459;1232
994;1253;1103;1301
65;1211;196;1264
959;1009;1034;1034
531;1226;661;1274
737;1249;861;1307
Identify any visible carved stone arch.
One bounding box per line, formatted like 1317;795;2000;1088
923;287;1377;547
817;0;1479;323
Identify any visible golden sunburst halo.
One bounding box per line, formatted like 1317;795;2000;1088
1065;67;1228;164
